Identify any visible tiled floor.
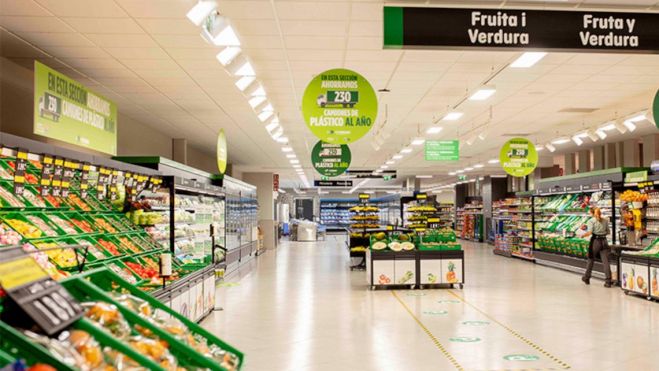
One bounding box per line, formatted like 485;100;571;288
202;236;659;371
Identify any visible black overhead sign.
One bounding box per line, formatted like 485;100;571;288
314;180;353;187
384;6;659;54
345;170;397;179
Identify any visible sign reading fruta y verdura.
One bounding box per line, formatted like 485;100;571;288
311;141;351;177
302;69;378;144
33;61;117;155
500;138;538;177
384;7;659;54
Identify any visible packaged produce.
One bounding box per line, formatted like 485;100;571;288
84;301;132;339
70;218;94;233
94;217;117;233
127;336;179;371
22;189;47;207
46;215;78;234
5;218;42;238
98;239;121;256
67;193;91;211
44;195;62;208
25;215;58;237
118;236;141;253
0;166;12;179
23;243;70;280
108;263;138;284
35;241;77;268
126;261;159;279
22;330;105;370
75;239;106;260
0;186;26;207
0;222;21;245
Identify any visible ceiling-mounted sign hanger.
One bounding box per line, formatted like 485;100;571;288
384;6;659;54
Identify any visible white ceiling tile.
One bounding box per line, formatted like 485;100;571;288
217;0;275;19
136;18;199;35
85;33;158;48
152;34;210;48
119;58;180;70
280;20;348;36
15;32;93;47
165;47;219;60
116;0;196;18
348;21;381;37
35;0;128;17
239;35;283;49
40;45;110;59
275;1;350;20
285;36;345;49
63;17;143;34
0;16;70;33
347;36;380;50
105;47;170;59
232;19;279;36
0;0;51;16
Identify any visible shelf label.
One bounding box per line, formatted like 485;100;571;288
0;249;84;335
13;148;28;196
80;162;91;199
60;159;78;197
51;157;64;197
40;155;54;196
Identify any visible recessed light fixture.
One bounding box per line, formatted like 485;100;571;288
473;164;484;168
393;155;403;160
510;52;547;68
270;127;284;140
416;175;433;179
400;148;413;154
235;76;255;91
478;131;488;141
465;167;474;171
276;136;288;144
381;165;389;169
249;85;266;97
551;137;570;145
456;169;465;174
216;46;241;66
469;179;476;183
613;120;628;134
465;137;476;146
599;122;616;131
545;143;556;152
386;160;394;165
468;87;496;101
411;138;425;146
442;112;463;121
248;96;266;108
202;15;240;46
258;111;273;122
595;129;607;140
623;119;638;132
426;126;443;134
536;146;544;152
186;0;217;26
572;135;583;146
286;154;296;159
265;121;279;133
448;171;456;176
290;159;299;164
282;146;293;153
488;159;499;164
227;56;254;76
586;130;599;142
624;114;645;132
261;104;274;112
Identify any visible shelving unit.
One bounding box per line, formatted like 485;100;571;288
492;196;534;260
348;201;380;270
456;203;484;242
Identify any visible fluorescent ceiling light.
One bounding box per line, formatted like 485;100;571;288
278;189;286;194
465;137;476;146
286;154;296;159
572;135;583;146
265;121;279;133
624;114;645;132
488;159;499;164
465;167;474;171
411;138;425;146
456;170;465;174
234;61;254;76
235;76;255;91
473;164;484;168
374;169;383;173
342;191;352;194
416;175;433;179
250;85;266;97
203;16;240;46
216;46;241;66
261;104;274;112
290;159;299;164
426;126;443;134
551;137;570;145
400;148;412;154
613;121;627;134
469;179;476;183
186;0;217;26
545;143;556;152
586;130;599;142
510;52;547;68
623;119;637;132
282;146;293;153
393;155;403;160
258;111;273;122
276;136;288;144
386;160;394;165
478;131;488;141
536;146;544;152
364;190;375;194
599;122;616;131
248;96;266;108
468;87;496;101
595;129;607;140
448;172;456;176
270;127;283;140
381;165;389;169
226;55;254;76
442;112;463;121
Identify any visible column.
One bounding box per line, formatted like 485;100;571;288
242;172;276;250
564;153;576;175
605;143;616;169
622;139;640;167
642;134;659;166
616;142;625;167
172;138;187;164
577;149;591;172
592;145;605;170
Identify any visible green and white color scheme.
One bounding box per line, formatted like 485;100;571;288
311;141;351;177
302;68;378;144
499;138;538;177
653;89;659;129
33;61;117;155
217;129;227;174
425;140;459;161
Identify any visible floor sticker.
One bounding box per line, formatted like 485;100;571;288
406;292;427;296
216;282;240;287
437;299;461;304
461;320;490;326
503;354;541;361
423;310;448;316
449;337;481;343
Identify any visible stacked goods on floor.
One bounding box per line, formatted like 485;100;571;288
0;267;243;370
617;189;649;247
620;238;659;299
417;229;461;251
535;191;612;258
493;196;534;260
404;204;438;229
348;204;380;253
368;229;461;252
456;202;484;242
369;231;415;252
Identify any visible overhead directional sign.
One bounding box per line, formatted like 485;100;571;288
345;170;397;179
384;6;659;54
314;180;353;187
425;140;459;161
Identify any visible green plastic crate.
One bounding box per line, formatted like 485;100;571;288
0;321;75;370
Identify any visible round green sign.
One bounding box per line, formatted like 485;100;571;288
302;68;378;144
311;141;351;177
653;89;659;129
499;138;538;177
217;129;227;174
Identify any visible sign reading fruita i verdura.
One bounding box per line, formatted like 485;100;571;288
383;7;659;53
311;141;351;177
425;140;459;161
302;69;378;144
33;61;117;155
500;138;538;177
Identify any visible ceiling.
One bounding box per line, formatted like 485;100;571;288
1;0;658;192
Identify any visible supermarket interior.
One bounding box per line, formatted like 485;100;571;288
1;0;659;370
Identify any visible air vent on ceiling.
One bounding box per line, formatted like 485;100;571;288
559;107;599;114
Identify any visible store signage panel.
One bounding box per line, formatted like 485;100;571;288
311;141;351;177
625;170;648;183
33;61;117;155
499;138;537;177
314;180;353;187
384;7;659;54
425;140;459;161
302;68;378;144
216;129;227;175
345;170;397;179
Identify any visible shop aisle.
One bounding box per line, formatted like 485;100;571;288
202;237;659;371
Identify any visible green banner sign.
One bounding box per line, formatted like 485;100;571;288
653;90;659;129
499;138;537;177
33;61;117;155
311;141;351;177
217;129;227;175
625;170;648;183
302;68;377;144
425;140;459;161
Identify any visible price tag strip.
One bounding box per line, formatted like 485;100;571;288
96;167;110;200
60;160;79;198
79;163;91;199
40;155;54;196
0;248;84;335
109;169;119;201
51;157;64;197
13;148;28;196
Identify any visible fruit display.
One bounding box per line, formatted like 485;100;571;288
92;217;117;233
22;243;70;280
0;185;25;207
25;215;58;237
118;236;142;253
0;223;21;245
66;193;91;211
126;261;159;279
98;239;121;256
5;218;42;239
34;241;78;268
70;217;94;233
22;189;47;207
46;215;78;234
621;190;648;203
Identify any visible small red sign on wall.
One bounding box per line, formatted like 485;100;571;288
273;174;279;192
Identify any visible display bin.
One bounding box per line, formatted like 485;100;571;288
0;321;76;370
60;268;244;370
650;261;659;299
620;255;650;297
418;250;465;288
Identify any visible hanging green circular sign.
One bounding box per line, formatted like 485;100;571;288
653;90;659;129
311;141;351;177
302;68;378;144
217;129;227;174
499;138;538;177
